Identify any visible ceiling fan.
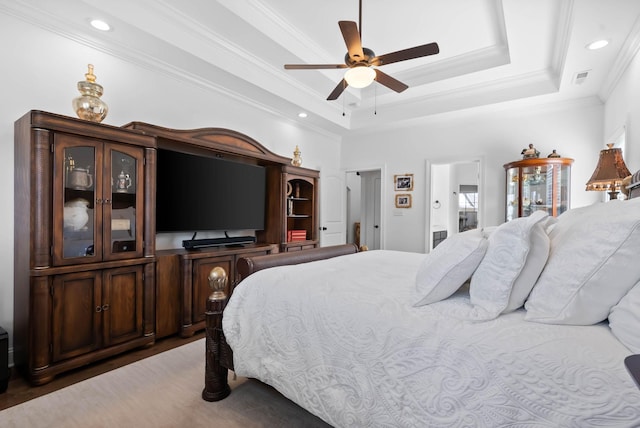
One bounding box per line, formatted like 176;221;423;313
284;0;440;101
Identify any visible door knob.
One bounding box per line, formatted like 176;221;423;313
320;227;327;231
374;225;379;229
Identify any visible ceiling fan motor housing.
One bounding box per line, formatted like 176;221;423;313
345;47;376;66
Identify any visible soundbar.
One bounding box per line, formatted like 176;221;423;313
182;236;257;250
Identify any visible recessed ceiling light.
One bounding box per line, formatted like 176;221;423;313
298;112;308;118
586;39;609;50
90;19;111;31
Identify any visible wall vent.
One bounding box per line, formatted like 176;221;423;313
574;70;590;85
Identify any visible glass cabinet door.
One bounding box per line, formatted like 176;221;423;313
556;163;571;216
53;135;144;265
104;144;144;260
506;167;519;221
521;165;551;217
55;135;102;265
504;157;573;221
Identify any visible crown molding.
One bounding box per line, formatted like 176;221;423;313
1;0;345;138
549;0;574;88
346;94;603;138
599;14;640;101
350;68;557;130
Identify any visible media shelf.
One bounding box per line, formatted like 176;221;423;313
282;168;318;251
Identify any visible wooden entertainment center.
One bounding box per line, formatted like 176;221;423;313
13;110;319;384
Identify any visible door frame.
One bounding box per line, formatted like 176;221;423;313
343;164;386;250
424;156;485;252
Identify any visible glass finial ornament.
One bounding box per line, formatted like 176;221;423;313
291;145;302;167
72;64;108;123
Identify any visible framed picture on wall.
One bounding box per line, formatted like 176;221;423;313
395;194;412;208
394;174;414;191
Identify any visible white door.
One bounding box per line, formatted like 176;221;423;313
373;174;381;249
359;170;382;250
320;169;346;246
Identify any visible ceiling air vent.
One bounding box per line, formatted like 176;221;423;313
574;70;590;85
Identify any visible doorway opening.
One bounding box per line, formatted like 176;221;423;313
427;158;483;251
345;169;382;250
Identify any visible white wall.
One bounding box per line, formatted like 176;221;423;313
0;14;341;359
604;44;640;171
342;99;605;253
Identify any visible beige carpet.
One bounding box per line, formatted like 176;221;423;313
0;339;331;428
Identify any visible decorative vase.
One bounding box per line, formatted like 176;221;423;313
291;145;302;167
72;64;108;123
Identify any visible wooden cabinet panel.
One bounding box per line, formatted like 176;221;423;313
192;257;233;324
156;244;278;338
51;265;146;363
52;271;102;362
103;265;144;346
155;253;181;339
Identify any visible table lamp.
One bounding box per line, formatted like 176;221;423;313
585;144;631;200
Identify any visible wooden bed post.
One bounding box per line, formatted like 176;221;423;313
202;267;231;402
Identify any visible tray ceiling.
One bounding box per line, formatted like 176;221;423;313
3;0;640;136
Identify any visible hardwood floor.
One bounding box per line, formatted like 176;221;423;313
0;332;205;412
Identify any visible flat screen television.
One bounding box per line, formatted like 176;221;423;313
156;148;266;233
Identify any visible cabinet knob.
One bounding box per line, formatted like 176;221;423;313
102;304;110;311
95;306;102;313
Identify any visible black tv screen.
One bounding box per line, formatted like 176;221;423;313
156;149;266;232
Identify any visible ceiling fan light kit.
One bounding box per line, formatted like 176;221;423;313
344;66;376;88
284;0;439;101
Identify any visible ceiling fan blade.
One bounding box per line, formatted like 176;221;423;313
327;79;348;100
374;69;408;93
339;21;365;62
371;42;440;66
285;64;348;69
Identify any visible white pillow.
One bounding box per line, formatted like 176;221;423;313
525;199;640;325
503;217;553;312
469;211;550;320
609;281;640;353
413;228;488;306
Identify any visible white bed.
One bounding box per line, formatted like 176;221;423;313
222;199;640;427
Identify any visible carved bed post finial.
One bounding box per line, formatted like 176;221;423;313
202;267;231;401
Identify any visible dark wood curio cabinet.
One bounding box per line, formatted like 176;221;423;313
14;111;156;385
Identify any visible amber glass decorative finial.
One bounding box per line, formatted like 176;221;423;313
291;145;302;167
72;64;108;123
84;64;97;83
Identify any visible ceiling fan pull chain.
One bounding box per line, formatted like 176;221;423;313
342;80;346;116
374;82;377;115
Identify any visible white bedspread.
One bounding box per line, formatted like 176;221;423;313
223;250;640;428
